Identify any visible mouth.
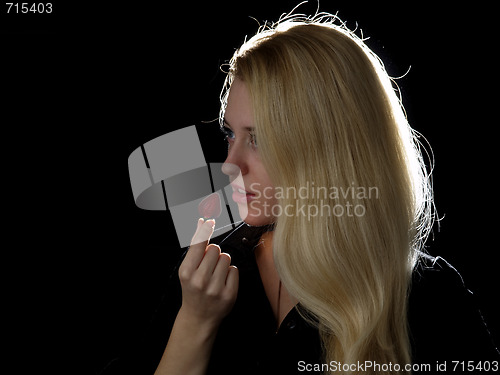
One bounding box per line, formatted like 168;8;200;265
230;183;256;203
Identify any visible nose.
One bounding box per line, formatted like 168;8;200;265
222;144;248;178
221;161;240;177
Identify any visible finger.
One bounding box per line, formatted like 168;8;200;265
211;252;232;285
223;266;239;300
183;219;215;272
196;244;222;277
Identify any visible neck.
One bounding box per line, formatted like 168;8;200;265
254;231;298;329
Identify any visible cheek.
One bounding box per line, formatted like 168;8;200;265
250;185;278;220
245;192;278;225
259;186;277;204
251;162;274;192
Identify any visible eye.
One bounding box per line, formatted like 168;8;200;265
220;126;235;142
249;132;257;147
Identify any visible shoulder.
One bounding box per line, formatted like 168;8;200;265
409;253;471;333
409;253;500;361
411;253;466;297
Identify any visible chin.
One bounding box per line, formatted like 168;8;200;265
239;207;275;227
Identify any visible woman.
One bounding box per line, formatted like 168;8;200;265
103;14;498;375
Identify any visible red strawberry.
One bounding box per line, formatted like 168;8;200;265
198;192;222;219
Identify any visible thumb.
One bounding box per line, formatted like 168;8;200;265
190;218;215;247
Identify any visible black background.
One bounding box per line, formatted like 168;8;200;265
3;1;498;373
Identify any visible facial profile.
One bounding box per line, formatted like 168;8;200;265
221;78;277;226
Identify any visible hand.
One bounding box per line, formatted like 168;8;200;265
177;218;239;328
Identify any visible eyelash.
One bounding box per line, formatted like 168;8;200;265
220;127;257;147
220;126;235;141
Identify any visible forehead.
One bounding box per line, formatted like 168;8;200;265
225;78;254;128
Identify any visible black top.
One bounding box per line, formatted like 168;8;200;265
100;223;499;374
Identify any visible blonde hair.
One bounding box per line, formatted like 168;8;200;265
220;13;433;375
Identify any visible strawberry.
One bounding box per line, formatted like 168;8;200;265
198;192;222;219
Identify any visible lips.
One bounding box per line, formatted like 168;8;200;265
230;183;256;203
230;183;251;194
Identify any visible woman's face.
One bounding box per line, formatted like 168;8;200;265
221;78;277;226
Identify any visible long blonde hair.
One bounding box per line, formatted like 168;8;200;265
220;13;433;374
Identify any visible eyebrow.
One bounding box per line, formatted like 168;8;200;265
223;118;255;132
